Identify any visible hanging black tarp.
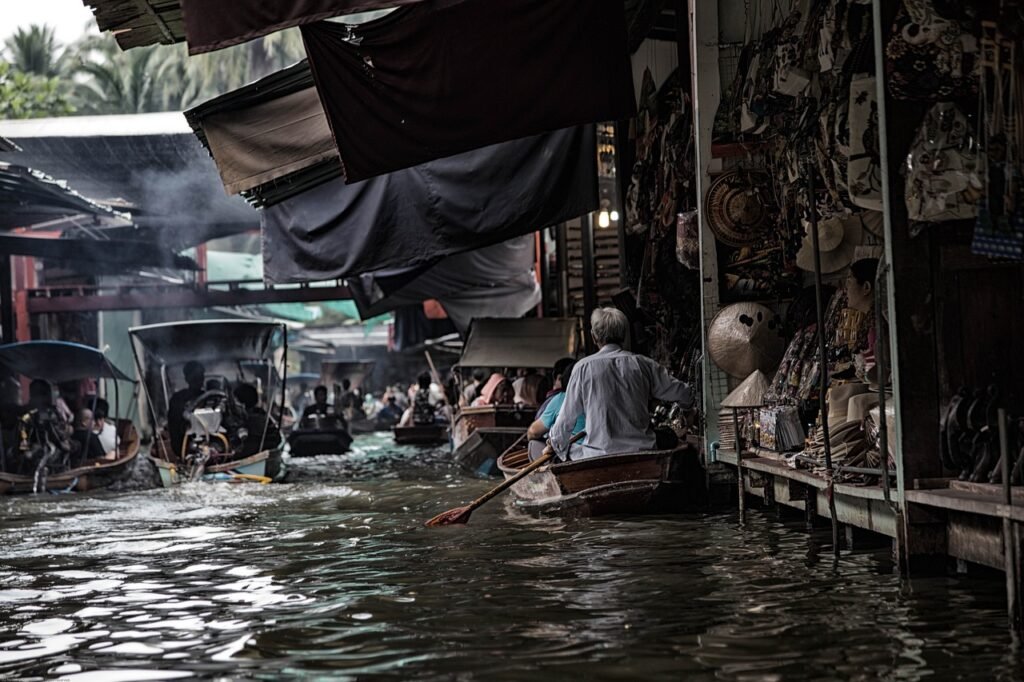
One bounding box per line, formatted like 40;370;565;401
180;0;419;54
262;125;596;282
300;0;634;181
349;235;541;334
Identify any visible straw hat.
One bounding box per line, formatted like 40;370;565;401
721;370;770;408
796;214;864;274
827;382;870;430
708;303;785;379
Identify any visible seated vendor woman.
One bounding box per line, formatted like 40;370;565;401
549;308;693;461
526;360;585;461
300;386;344;429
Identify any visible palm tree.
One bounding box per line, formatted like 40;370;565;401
3;25;69;78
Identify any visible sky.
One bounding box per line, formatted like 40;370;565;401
3;0;98;46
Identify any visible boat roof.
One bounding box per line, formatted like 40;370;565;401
129;319;284;366
0;341;134;383
458;318;581;369
320;361;375;389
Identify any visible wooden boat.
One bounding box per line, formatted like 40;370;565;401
496;442;704;518
0;420;141;495
452;414;531;476
131;320;289;487
452;317;583;476
287;427;354;457
0;340;144;495
350;417;390;434
394;423;450;446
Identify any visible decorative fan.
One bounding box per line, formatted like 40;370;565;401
704;170;773;248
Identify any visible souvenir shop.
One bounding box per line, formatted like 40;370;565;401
675;0;1024;584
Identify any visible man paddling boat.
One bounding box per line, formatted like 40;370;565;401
549;308;693;461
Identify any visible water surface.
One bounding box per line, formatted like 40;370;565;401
0;434;1020;680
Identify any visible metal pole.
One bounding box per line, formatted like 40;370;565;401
581;213;598;353
734;407;745;523
876;262;892;505
806;159;840;557
1000;409;1021;630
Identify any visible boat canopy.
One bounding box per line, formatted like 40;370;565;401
0;341;134;383
129;320;284;366
320;361;375;389
458;318;581;370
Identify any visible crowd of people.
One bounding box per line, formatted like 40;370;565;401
0;378;121;476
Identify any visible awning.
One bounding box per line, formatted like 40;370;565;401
262;125;596;281
83;0;185;50
350;235;540;335
0;162;125;230
0;113;258;249
458;318;582;369
0;341;135;383
180;0;415;54
184;61;337;206
0;235;198;271
319;360;375;389
130;319;285;367
300;0;635;181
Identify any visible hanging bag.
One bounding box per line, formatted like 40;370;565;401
847;74;883;210
905;102;984;224
885;0;979;101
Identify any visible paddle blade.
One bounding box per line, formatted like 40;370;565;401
425;505;473;527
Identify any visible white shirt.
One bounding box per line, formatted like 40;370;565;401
95;421;118;453
550;344;692;459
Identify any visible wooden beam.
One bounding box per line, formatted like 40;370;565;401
26;283;351;314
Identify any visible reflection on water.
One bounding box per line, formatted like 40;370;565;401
0;433;1021;680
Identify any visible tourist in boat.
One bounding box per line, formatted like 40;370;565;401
168;361;206;456
462;369;486;406
513;369;549;409
91;398;118;454
234;383;281;455
400;372;439;427
300;385;344;429
526;360;585;461
549;308;693;461
71;408;109;464
471;373;515;407
339;379;360;422
377;395;404;425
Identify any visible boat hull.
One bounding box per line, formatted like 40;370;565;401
287;429;354;457
497;444;704;518
0;420;142;495
452;427;527;477
394;424;449;445
151;449;279;487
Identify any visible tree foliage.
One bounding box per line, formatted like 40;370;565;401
0;62;74;119
1;22;307;118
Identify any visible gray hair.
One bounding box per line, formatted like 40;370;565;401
590;307;628;346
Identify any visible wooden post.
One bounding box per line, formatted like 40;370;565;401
1000;409;1021;630
0;255;12;345
734;408;745;523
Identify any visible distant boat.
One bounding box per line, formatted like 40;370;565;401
497;442;704;518
130;320;288;487
394;423;449;446
451;317;582;476
0;341;142;495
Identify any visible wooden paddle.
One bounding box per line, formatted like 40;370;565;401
425;431;585;527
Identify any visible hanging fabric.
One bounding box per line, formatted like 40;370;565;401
180;0;424;55
300;0;635;182
847;75;883;211
261;126;596;282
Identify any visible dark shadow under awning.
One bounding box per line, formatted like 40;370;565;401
458;318;582;370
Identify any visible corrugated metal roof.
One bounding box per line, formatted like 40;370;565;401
0;161;125;230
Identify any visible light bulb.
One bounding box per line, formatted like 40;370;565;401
610;210;620;222
598;210;610;229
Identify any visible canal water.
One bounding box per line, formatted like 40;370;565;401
0;433;1021;680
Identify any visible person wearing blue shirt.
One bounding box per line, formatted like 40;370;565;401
526;360;584;461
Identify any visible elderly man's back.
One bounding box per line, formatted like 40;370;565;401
550;341;692;460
